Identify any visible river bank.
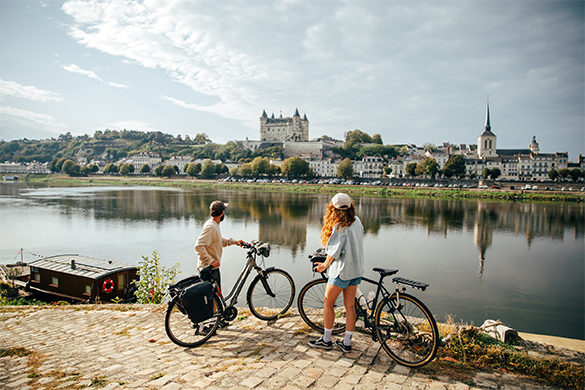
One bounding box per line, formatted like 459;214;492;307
21;174;585;202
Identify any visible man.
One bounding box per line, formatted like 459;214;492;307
195;200;245;290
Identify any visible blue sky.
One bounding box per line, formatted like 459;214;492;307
1;0;583;160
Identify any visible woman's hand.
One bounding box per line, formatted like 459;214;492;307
313;262;328;273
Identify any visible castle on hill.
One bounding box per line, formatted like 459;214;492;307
259;108;309;142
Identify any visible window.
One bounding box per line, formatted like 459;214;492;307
84;285;91;296
50;276;58;287
118;273;127;292
32;272;40;283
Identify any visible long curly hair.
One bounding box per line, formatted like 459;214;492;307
320;202;356;247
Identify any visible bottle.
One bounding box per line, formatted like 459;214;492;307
356;287;367;309
366;291;375;310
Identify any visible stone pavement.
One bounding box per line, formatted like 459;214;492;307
0;305;566;390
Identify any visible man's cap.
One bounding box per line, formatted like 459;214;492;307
210;200;229;216
331;193;352;210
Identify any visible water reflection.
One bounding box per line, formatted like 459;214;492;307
6;184;583;268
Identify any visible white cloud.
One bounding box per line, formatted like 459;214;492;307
0;79;63;102
107;82;130;89
60;0;583;153
62;64;102;81
0;106;68;130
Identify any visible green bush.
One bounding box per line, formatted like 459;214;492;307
134;251;180;304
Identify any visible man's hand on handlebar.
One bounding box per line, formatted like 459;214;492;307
235;239;246;247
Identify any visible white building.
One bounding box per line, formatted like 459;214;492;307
353;156;384;178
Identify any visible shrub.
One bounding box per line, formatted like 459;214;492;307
134;251;180;304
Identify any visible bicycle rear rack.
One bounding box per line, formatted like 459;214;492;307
392;277;428;291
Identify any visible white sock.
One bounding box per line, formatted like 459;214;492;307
323;328;332;343
343;331;353;346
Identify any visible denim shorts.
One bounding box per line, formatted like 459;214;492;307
328;275;362;289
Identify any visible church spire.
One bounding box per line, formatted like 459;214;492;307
485;99;491;131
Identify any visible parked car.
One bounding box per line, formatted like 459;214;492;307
491;185;501;189
509;186;515;190
479;185;488;189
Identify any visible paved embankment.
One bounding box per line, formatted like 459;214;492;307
0;305;575;390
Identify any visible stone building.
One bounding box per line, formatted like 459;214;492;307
260;109;309;142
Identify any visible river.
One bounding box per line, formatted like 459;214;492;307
1;182;583;340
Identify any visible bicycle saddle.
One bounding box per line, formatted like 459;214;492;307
373;268;399;277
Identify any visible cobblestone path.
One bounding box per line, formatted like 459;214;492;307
0;305;559;390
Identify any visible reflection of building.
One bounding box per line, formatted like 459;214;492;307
473;204;494;277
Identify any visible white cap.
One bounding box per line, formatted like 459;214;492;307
331;193;352;209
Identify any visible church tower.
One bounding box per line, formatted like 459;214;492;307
528;135;540;154
477;99;498;158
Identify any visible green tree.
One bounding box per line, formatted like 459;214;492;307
230;167;239;176
61;159;75;175
570;168;582;182
128;164;135;174
266;164;280;177
201;159;216;178
559;168;570;181
239;163;252;176
548;169;559;181
281;157;310;179
194;133;210;144
251;156;270;176
442;167;454;178
443;155;466;178
134;251;181;304
50;158;60;173
119;163;130;176
140;164;151;174
104;163;118;174
371;134;383;145
55;158;67;172
80;165;91;175
154;165;164;177
89;164;99;173
383;166;393;177
483;168;491;179
421;157;440;179
489;167;501;180
337;158;354;179
186;162;201;177
161;165;175;178
405;162;417;177
469;172;476;180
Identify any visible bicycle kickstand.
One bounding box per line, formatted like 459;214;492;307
370;343;385;365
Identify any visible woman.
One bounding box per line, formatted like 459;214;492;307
309;193;364;352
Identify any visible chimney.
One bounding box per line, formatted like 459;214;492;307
71;260;76;269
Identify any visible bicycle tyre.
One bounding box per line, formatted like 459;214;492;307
297;278;346;334
247;268;295;321
165;294;223;347
374;292;439;368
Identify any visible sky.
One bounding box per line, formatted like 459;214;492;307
0;0;583;160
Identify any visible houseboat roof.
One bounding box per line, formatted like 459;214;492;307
28;255;137;280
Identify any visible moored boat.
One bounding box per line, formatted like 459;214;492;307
25;254;138;303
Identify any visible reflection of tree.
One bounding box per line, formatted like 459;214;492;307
19;185;584;259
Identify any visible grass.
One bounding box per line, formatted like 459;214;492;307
420;322;585;389
25;174;584;203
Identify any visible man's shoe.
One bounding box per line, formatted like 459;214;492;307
335;340;352;353
308;337;333;350
218;319;229;328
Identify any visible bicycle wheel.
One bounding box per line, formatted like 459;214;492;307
165;294;223;347
374;292;438;368
297;278;346;334
247;268;295;321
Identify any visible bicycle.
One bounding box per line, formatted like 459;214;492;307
164;240;296;347
297;248;439;368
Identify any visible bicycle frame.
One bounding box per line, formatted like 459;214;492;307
217;246;274;309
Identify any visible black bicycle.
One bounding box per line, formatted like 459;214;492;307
297;248;439;368
165;240;296;347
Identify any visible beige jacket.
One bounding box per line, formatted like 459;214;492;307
195;219;237;270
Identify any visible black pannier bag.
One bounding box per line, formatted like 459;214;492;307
181;280;214;324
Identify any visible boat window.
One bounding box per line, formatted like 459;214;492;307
32;272;40;282
84;285;91;295
50;276;58;287
118;273;127;291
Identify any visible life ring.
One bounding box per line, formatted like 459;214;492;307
102;278;114;294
